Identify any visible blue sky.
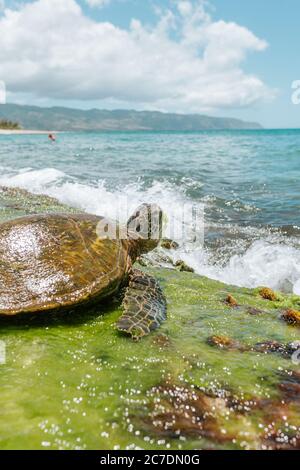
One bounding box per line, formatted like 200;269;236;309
0;0;299;128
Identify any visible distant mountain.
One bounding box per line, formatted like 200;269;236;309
0;103;263;131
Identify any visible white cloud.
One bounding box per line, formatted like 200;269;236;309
0;0;274;112
85;0;111;8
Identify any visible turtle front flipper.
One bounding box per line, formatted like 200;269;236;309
116;270;167;341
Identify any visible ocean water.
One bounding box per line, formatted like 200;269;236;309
0;129;300;293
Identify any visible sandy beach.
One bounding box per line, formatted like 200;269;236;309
0;129;58;135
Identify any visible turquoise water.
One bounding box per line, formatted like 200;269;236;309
0;129;300;292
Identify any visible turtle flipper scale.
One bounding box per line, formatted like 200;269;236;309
116;269;167;340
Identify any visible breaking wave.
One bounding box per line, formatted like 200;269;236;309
1;166;300;294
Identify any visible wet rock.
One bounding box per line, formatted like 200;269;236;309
157;254;174;264
137;252;174;268
138;383;236;444
224;295;238;308
0;185;77;219
259;401;300;450
208;337;299;360
152;333;171;349
136;382;283;448
207;335;243;351
161;239;179;250
259;287;278;301
281;309;300;326
253;341;288;356
137;257;149;267
252;340;300;359
262;432;300;450
246;307;265;315
225;395;259;414
286;340;300;355
278;370;300;403
248;373;300;450
174;260;194;273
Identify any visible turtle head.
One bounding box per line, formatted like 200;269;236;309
127;203;163;256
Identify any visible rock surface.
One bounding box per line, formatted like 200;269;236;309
0;187;299;450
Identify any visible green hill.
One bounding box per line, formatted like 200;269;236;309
0;103;262;131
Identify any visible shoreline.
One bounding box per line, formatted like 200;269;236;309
0;129;59;135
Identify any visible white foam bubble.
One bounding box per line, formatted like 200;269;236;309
179;240;300;293
0;168;66;191
293;279;300;296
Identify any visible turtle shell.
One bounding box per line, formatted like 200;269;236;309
0;213;131;316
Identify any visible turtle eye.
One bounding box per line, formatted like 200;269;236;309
136;224;141;233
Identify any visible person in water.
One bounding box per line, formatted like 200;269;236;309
48;133;56;142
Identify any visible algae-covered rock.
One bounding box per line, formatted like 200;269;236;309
0;185;78;222
282;309;300;326
259;287;278;302
160;239;179;250
224;294;239;308
175;260;194;273
1;264;299;450
207;335;244;351
0;187;300;450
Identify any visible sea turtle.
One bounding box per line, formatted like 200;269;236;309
0;204;167;340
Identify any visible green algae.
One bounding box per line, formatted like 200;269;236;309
0;186;77;222
0;187;299;450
